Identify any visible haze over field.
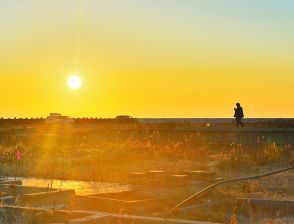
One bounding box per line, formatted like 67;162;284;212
1;0;293;118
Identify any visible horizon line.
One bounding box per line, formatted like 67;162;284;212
1;117;293;119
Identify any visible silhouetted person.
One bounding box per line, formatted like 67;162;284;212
234;103;244;128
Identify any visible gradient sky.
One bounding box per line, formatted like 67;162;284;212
0;0;293;118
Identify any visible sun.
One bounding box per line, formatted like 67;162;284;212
67;75;82;90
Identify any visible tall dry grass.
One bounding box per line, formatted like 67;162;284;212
0;128;292;183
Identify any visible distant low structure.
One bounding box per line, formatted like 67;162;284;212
115;115;138;123
45;113;74;124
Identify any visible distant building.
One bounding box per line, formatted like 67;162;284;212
45;113;74;124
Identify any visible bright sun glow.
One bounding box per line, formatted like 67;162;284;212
67;75;82;90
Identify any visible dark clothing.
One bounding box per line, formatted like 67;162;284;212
234;106;244;128
236;117;244;128
234;106;244;119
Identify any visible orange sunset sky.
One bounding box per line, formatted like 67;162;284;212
0;0;293;118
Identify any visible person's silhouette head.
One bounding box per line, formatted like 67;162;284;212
236;103;241;107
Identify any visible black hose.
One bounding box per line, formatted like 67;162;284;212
161;166;294;223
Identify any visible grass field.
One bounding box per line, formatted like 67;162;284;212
0;124;293;198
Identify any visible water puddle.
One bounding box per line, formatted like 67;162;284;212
7;177;129;196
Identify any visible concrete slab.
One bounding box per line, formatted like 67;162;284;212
74;191;173;214
129;172;146;184
146;170;166;184
0;205;220;224
180;171;216;182
69;214;111;223
166;175;189;186
0;180;22;185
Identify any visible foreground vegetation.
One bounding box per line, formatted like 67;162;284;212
0;125;293;184
0;125;293;223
